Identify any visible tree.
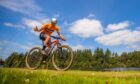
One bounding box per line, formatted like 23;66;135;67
104;48;111;63
93;48;104;69
0;58;4;65
4;52;20;67
3;48;140;70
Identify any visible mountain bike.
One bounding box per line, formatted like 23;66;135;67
25;36;74;71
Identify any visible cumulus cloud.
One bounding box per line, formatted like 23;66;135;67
95;29;140;46
22;18;51;35
0;0;44;18
3;18;49;35
69;18;103;38
0;40;29;59
4;18;42;30
0;40;41;59
87;13;95;18
71;45;85;50
1;0;51;34
136;27;140;30
4;22;25;29
64;42;93;51
106;21;129;32
22;18;42;28
127;44;140;50
22;18;51;28
3;16;52;37
0;40;30;50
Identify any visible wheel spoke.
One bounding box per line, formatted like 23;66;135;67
26;47;42;69
52;45;73;70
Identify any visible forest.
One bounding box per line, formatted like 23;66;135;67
1;48;140;70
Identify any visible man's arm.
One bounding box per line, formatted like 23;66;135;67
57;31;65;40
34;24;48;32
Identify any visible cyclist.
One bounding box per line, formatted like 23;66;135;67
34;18;65;53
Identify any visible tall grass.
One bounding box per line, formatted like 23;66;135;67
0;68;140;84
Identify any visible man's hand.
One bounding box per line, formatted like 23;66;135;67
60;35;66;41
34;26;39;32
57;31;66;41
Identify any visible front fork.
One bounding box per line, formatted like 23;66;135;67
57;43;64;58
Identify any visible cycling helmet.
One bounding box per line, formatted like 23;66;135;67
51;18;57;24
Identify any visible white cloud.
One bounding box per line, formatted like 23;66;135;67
70;44;93;51
0;40;28;59
41;18;50;24
87;13;95;18
0;40;41;59
0;40;9;45
1;0;52;35
71;45;85;50
136;27;140;30
69;18;103;38
0;40;30;50
3;17;51;36
0;0;43;18
106;21;129;32
4;22;25;29
127;44;140;51
53;14;60;18
22;18;51;28
22;18;51;36
4;17;50;30
22;18;42;28
95;29;140;46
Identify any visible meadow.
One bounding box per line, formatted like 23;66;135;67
0;68;140;84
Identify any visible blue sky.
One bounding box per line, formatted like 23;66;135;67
0;0;140;59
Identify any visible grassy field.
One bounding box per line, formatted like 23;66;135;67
0;68;140;84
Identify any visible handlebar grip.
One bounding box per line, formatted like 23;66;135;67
51;36;66;41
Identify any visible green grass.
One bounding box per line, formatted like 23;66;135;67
0;68;140;84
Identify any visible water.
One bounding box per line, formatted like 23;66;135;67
0;65;3;68
103;67;140;71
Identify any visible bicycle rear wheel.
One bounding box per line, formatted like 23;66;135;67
25;47;43;69
52;45;74;71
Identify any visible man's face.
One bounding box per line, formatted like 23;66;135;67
51;22;56;26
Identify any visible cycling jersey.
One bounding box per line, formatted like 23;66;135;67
41;23;59;35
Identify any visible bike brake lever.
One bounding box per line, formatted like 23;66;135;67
62;38;66;41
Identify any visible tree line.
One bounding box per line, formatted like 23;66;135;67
1;48;140;70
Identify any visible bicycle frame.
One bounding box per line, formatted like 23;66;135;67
26;35;73;70
43;37;62;59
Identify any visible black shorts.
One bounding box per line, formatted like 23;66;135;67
39;33;50;41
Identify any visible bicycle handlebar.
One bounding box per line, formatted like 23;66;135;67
51;36;66;41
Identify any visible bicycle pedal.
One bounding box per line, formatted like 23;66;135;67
42;51;46;55
43;61;46;63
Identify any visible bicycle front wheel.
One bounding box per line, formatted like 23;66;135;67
25;47;43;70
52;45;74;71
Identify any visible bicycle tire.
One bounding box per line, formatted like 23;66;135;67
25;47;43;70
52;45;74;71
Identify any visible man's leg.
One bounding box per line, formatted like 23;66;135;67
42;34;50;53
44;35;51;47
42;35;50;63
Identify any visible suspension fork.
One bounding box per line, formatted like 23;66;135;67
57;43;64;58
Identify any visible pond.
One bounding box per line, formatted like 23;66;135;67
103;67;140;71
0;65;3;68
